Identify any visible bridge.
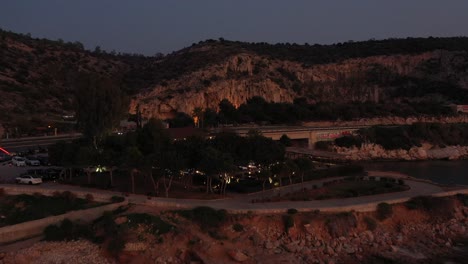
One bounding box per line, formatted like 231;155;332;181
224;125;367;148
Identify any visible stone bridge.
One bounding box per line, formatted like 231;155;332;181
225;125;366;148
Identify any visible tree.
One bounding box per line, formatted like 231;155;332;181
294;158;314;191
192;107;204;128
280;134;292;147
165;112;194;128
160;149;186;197
198;147;235;194
219;99;237;124
74;73;126;149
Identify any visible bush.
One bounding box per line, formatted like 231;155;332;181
107;234;126;257
398;179;405;185
456;194;468;206
126;213;173;235
177;207;227;230
405;196;455;219
44;219;92;241
85;194;94;202
376;203;393;220
111;196;125;203
0;188;5;197
364;216;378;231
233;223;244;232
326;212;357;237
283;215;294;232
287;208;298;215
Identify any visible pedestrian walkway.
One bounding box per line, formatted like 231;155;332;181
1;172;467;214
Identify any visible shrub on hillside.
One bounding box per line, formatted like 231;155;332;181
126;213;173;235
376;203;393;220
335;136;363;148
177;206;227;230
326;212;357;237
233;223;244;232
44;219;92;241
85;194;94;202
405;196;456;219
283;215;295;232
111;196;125;203
364;216;378;231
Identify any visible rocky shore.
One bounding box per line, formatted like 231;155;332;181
336;143;468;161
1;198;467;264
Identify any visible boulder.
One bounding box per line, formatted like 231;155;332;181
227;250;249;262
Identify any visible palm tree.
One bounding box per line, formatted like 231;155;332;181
192;107;204;128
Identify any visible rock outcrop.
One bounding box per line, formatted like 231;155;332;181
337;143;468;161
130;50;468;119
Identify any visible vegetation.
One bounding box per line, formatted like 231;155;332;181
405;196;456;219
232;223;244;232
376;203;393;220
0;193;102;227
326;212;357;238
44;219;93;241
283;214;295;232
336;123;468;150
364;216;378;231
125;213;173;235
281;179;408;201
176;206;227;230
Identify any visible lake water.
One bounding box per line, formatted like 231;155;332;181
358;160;468;186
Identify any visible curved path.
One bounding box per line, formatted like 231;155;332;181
1;172;467;213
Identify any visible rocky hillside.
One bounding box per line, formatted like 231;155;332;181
2;29;468;123
132;42;468;119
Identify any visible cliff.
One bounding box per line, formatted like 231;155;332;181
2;30;468;123
130;49;468;119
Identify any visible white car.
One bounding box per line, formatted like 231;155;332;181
15;175;43;185
25;156;40;166
12;156;26;167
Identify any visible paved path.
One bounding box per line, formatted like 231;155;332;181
2;171;466;213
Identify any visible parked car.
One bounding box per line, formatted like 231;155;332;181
25;156;40;166
36;156;50;166
0;154;12;162
15;175;42;185
11;156;26;167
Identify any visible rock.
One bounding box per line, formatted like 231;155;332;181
228;250;249;262
114;216;128;225
343;244;355;254
264;241;274;249
363;230;374;242
274;248;283;254
326;246;335;255
251;231;265;246
124;242;147;251
284;242;302;253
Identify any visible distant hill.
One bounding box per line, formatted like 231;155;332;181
1;29;468;128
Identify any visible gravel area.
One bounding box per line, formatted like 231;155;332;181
1;240;113;264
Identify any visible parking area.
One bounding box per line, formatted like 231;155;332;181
0;162;60;184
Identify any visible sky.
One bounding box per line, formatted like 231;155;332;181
1;0;467;55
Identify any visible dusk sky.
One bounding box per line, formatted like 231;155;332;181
1;1;467;55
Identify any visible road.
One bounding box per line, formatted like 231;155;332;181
0;133;81;152
2;171;465;213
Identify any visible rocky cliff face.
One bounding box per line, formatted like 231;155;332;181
130;50;468;119
3;31;468;123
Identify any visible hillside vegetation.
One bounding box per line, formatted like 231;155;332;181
1;28;468;128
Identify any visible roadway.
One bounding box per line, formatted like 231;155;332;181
2;171;466;213
0;133;81;152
